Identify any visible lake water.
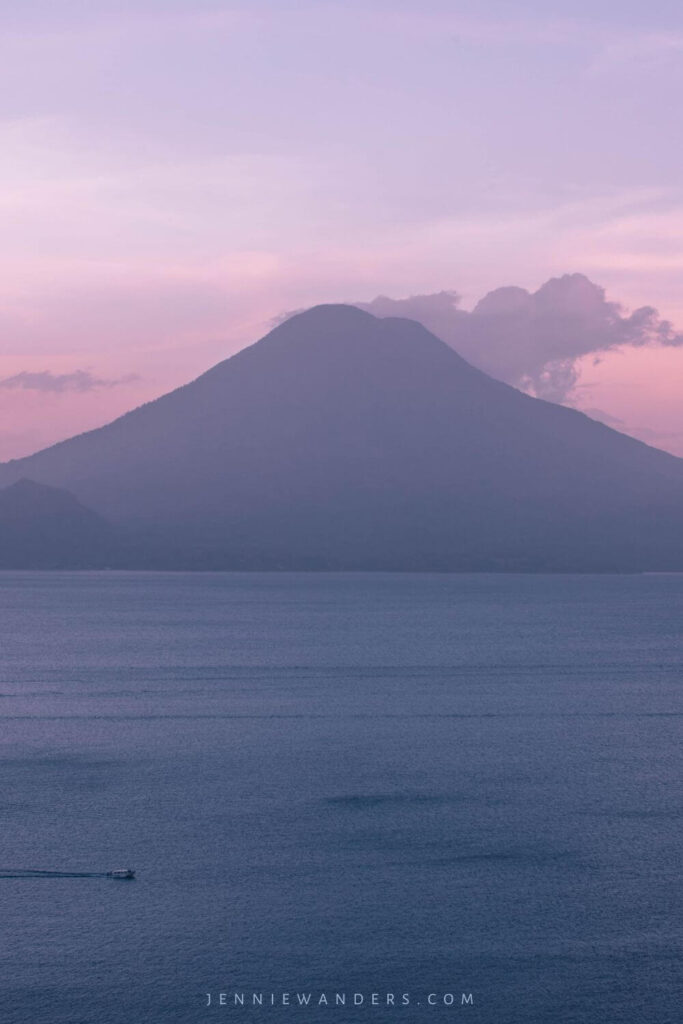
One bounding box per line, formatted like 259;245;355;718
0;572;681;1024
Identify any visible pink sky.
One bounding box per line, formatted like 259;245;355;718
2;1;683;460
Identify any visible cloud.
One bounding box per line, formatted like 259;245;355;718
357;274;683;403
580;407;625;428
0;370;139;393
586;32;683;77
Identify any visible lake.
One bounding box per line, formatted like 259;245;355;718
1;572;681;1023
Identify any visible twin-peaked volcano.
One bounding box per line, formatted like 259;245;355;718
1;304;682;569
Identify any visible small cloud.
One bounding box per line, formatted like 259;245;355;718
626;425;683;443
0;370;139;394
581;408;625;428
581;410;683;449
269;308;306;328
587;33;683;77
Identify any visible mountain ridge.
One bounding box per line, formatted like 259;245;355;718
3;304;680;476
1;304;682;570
0;478;116;568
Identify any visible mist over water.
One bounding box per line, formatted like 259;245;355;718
1;572;681;1024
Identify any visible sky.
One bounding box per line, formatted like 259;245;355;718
1;0;683;459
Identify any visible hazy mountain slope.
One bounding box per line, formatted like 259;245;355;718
0;479;117;568
0;305;681;569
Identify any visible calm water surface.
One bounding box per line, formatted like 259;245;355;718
0;573;681;1024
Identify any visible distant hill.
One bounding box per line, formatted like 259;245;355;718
0;479;116;569
1;304;682;570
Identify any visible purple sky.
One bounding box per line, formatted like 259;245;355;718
2;0;683;459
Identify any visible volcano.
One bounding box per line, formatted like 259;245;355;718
1;304;682;570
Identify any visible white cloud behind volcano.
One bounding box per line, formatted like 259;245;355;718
358;274;683;404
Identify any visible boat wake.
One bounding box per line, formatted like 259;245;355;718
0;868;135;879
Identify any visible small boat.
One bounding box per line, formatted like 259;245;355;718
107;868;135;880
